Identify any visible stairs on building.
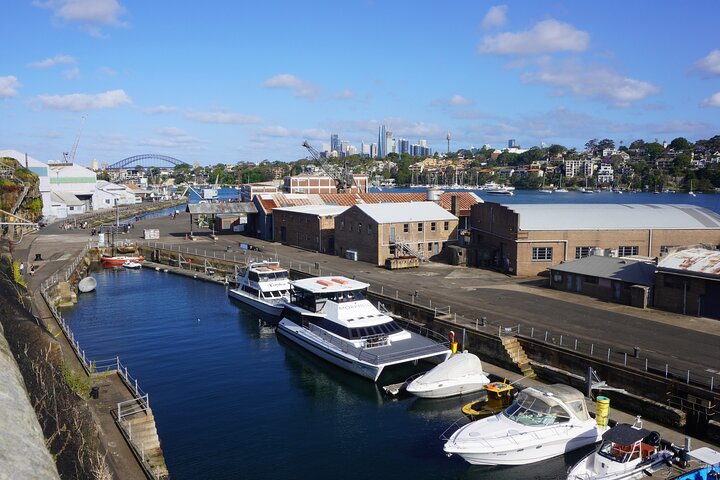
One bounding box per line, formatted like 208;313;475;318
122;410;168;479
501;336;536;378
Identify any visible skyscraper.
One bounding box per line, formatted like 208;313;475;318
378;125;387;158
331;134;340;154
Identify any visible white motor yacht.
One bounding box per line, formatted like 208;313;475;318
443;384;605;466
566;418;676;479
276;276;451;382
405;352;490;399
228;261;291;316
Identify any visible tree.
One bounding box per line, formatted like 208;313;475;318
597;138;615;153
629;139;645;150
584;138;599;155
669;137;691;152
644;142;664;161
672;153;691;176
548;144;566;158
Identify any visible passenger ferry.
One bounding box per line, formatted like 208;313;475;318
276;276;451;382
228;261;291;316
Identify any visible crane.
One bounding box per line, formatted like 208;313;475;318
63;114;87;163
302;140;355;193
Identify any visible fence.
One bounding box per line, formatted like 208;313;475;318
38;247;160;479
135;241;717;394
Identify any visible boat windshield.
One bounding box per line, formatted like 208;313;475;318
316;288;366;304
502;391;571;426
259;271;288;280
598;441;641;463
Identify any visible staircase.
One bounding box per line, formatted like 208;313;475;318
501;336;536;378
393;240;425;261
122;410;169;479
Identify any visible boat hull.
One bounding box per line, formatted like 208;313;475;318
567;450;674;479
276;319;382;381
101;255;144;266
406;377;490;399
228;288;286;316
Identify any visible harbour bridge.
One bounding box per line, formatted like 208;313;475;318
106;154;189;170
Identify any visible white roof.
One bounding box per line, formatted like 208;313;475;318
506;204;720;231
292;276;369;293
272;205;349;216
51;192;83;206
0;149;47;168
658;248;720;276
354;201;458;224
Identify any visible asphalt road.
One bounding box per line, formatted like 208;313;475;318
108;211;720;386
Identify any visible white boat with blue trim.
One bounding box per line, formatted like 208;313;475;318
276;276;451;382
228;261;291;316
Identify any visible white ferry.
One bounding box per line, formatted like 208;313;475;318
276;276;451;382
228;261;291;316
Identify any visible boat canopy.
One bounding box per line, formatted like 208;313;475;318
505;384;590;424
601;423;651;444
413;352;483;385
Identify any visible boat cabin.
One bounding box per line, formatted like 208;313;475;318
597;423;658;464
238;262;291;299
502;384;590;427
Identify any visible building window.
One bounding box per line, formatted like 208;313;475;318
358;222;362;233
417;223;423;232
430;222;436;231
444;221;449;231
618;246;639;256
105;199;111;204
532;247;552;262
367;224;372;235
575;247;591;259
660;245;675;255
403;223;409;233
340;220;344;231
427;243;432;251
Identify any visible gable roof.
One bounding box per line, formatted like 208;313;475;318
352;201;458;224
51;192;83;206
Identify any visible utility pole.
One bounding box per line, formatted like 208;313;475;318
446;132;451;154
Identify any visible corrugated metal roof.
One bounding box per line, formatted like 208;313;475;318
550;255;656;285
51;192;83;206
186;202;257;214
354;201;458;224
256;193;325;213
318;191;482;215
657;248;720;276
272;205;349;216
506;204;720;231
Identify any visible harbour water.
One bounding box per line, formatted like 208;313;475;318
65;269;592;480
63;189;720;479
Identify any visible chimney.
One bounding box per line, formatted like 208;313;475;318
450;194;460;216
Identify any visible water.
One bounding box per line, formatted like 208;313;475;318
64;269;590;480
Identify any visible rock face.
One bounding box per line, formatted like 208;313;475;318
0;321;60;480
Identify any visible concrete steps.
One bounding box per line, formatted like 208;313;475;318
501;336;536;378
122;410;168;478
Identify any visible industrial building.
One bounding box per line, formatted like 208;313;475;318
333;201;458;265
272;205;349;253
469;203;720;276
654;248;720;319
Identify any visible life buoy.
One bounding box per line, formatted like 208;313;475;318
449;331;456;342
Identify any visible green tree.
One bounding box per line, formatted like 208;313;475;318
669;137;691;152
644;142;664;161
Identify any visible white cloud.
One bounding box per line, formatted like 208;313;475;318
258;126;291;137
139;127;203;148
520;60;659;106
0;76;21;97
185;110;261;124
98;66;118;77
449;94;470;106
481;5;507;29
143;105;178;114
479;19;589;55
36;89;131;110
30;54;77;68
694;50;720;76
263;74;322;99
34;0;127;36
702;92;720;108
63;67;80;80
335;89;355;100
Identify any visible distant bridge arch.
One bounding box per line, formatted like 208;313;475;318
107;154;187;170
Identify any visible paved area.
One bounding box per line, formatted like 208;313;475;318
128;211;720;386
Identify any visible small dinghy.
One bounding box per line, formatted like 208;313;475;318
406;352;490;399
78;276;97;293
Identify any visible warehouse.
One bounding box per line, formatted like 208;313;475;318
654;247;720;319
469;203;720;276
272;204;349;253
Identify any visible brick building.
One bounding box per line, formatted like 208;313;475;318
272;205;349;253
654;248;720;319
469;203;720;276
283;173;369;194
334;202;458;265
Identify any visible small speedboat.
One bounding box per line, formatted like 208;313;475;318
566;417;676;479
443;384;605;466
405;352;490;399
101;254;144;267
122;261;142;269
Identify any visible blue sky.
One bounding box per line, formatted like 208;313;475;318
2;1;719;167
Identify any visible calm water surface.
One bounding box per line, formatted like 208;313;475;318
65;269;590;480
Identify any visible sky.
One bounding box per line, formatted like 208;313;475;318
2;1;720;168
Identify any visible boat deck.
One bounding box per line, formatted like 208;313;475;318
357;332;450;366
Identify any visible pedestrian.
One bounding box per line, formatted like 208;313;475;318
19;262;24;275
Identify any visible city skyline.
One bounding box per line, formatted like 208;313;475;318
2;1;719;167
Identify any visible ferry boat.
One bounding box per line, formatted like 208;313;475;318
228;261;291;316
566;418;676;479
443;384;605;466
100;254;144;267
276;276;451;382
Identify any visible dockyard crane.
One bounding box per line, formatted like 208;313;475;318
63;115;87;163
302;140;355;193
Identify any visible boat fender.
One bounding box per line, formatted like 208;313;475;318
449;331;455;342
